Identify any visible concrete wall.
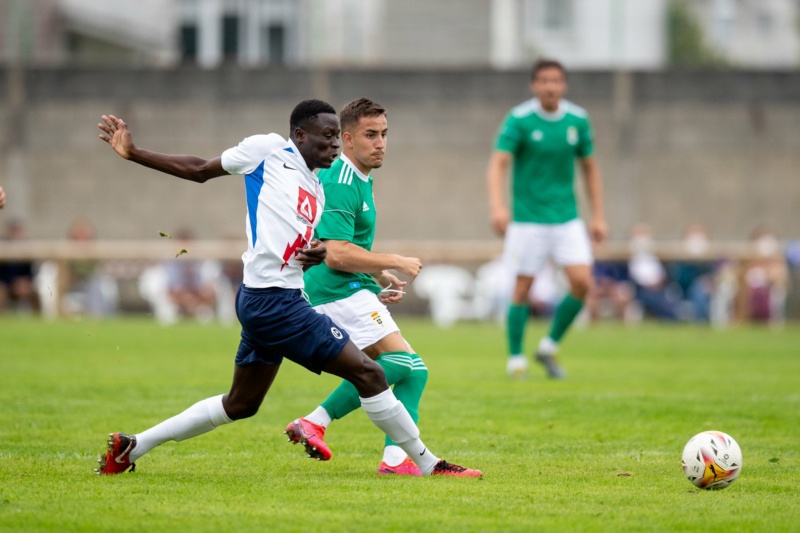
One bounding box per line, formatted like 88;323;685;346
1;67;798;243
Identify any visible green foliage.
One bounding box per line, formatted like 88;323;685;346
667;0;728;67
1;317;799;532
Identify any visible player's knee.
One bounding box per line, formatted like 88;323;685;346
361;357;387;384
223;397;261;420
410;354;429;386
412;366;428;388
351;357;389;395
571;278;592;299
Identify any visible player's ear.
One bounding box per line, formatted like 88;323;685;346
342;131;353;146
292;127;306;144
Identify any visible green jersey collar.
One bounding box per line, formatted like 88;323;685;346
339;154;371;183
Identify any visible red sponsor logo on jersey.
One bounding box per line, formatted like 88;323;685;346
281;226;314;271
297;187;317;224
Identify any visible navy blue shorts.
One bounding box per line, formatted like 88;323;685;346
234;285;350;374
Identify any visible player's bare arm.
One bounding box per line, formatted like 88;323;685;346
0;186;5;209
98;114;226;183
324;240;422;280
579;156;608;244
295;239;327;270
487;150;513;236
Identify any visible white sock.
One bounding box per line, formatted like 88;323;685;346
130;394;232;462
305;406;332;428
382;445;408;467
538;337;559;356
360;389;439;475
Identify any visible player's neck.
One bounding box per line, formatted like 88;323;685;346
342;151;373;176
540;100;560;113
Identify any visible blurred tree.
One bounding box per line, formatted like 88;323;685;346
667;0;727;67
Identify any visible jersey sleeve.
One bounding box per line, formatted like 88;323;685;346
315;182;360;242
576;116;594;158
493;113;523;154
220;133;285;175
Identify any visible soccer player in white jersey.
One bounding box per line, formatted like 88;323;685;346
94;100;480;477
487;59;608;379
282;98;479;477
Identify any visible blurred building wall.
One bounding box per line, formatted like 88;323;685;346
1;67;798;243
3;1;797;70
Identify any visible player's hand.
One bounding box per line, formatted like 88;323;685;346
376;272;407;305
0;186;5;209
590;217;608;244
296;239;327;270
394;255;422;281
98;115;135;160
490;207;510;236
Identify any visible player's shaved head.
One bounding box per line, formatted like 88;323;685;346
339;98;386;133
290;99;337;132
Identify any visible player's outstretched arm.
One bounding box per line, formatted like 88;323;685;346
325;240;422;281
98;114;226;183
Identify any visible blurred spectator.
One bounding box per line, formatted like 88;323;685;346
586;260;636;323
627;223;679;321
162;229;218;323
738;226;788;324
784;240;800;320
217;243;244;325
0;219;40;314
709;259;738;328
62;216;118;317
666;224;717;322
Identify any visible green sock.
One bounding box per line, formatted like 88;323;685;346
548;294;584;343
507;303;529;355
320;351;413;420
383;353;428;448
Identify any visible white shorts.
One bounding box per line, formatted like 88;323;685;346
503;219;593;277
313;289;400;350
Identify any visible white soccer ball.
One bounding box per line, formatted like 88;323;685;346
681;430;742;490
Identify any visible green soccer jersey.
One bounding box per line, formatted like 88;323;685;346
494;98;594;224
303;155;381;306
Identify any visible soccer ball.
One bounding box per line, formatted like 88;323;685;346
681;431;742;490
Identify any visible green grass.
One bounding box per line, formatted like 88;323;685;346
0;316;798;532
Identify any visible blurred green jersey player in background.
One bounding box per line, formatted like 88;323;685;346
487;59;608;379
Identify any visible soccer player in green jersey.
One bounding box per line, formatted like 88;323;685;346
285;98;481;477
487;59;608;379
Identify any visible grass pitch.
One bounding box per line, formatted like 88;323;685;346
0;316;798;532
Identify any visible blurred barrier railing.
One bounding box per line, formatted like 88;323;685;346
0;239;765;262
0;239;784;319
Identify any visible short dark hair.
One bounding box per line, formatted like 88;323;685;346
339;97;386;132
530;59;567;81
290;99;337;131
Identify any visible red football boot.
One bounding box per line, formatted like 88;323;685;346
377;456;422;476
95;432;136;475
430;460;482;478
284;418;332;461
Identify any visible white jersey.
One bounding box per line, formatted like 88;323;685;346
221;133;325;289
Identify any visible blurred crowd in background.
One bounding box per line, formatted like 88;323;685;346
413;223;797;329
1;216;797;328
